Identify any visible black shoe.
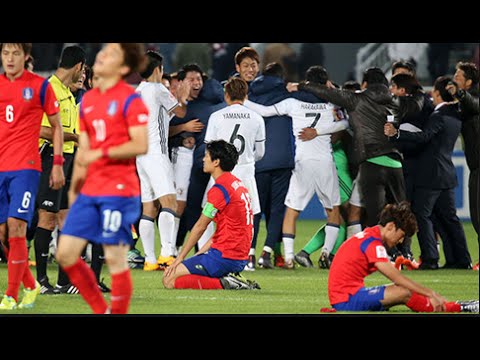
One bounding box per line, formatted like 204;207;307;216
442;263;472;270
38;276;56;295
258;251;274;269
318;251;331;269
418;261;439;270
98;279;111;293
294;250;314;268
54;283;80;294
220;273;261;290
457;300;479;313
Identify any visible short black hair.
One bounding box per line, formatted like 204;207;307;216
434;76;455;102
140;50;163;79
305;65;328;85
263;62;284;79
206;140;239;172
456;61;479;88
362;67;388;87
391;73;421;95
392;60;416;75
59;45;86;70
178;63;204;81
343;80;361;92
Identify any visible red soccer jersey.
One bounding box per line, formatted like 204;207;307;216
207;172;253;260
0;71;59;172
328;226;389;305
79;80;149;197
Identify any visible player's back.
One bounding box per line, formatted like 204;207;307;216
281;98;336;162
80;80;149;197
0;71;59;172
136;81;176;156
206;104;265;166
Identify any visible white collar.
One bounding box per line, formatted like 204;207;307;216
434;102;449;110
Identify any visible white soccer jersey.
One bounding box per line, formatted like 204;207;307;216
244;98;348;162
136;81;179;155
205;104;266;166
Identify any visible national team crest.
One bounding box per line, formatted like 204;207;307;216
23;88;34;101
107;101;118;116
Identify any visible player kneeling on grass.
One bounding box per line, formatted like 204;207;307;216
326;202;478;313
163;140;260;290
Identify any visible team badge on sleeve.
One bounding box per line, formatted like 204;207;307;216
23;88;34;101
375;245;388;259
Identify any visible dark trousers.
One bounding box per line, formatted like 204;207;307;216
252;169;291;250
413;187;471;266
176;166;211;247
469;168;479;243
359;162;407;226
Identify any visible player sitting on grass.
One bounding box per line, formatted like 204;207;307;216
325;201;478;313
163;140;260;290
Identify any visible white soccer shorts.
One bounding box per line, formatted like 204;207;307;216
137;153;176;203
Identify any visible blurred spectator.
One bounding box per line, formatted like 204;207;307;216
156;43;177;73
427;43;454;82
31;43;64;71
262;43;298;82
297;43;325;79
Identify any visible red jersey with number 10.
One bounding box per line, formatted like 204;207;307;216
0;71;59;172
79;80;149;197
209;172;253;260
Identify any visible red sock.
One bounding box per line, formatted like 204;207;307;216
63;258;108;314
444;301;461;312
174;275;223;289
406;292;434;312
110;269;132;314
6;237;28;301
22;265;36;290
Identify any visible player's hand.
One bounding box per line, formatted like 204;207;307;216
176;80;191;104
77;149;102;167
50;165;65;190
164;257;182;277
182;136;196;149
286;82;299;93
299;127;317;141
430;292;447;312
384;123;397;137
446;82;457;97
326;80;335;89
183;119;204;133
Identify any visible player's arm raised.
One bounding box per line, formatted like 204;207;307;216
46;112;65;190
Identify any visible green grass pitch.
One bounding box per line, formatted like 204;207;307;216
0;220;478;314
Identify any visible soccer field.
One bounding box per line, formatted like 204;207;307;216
0;220;478;314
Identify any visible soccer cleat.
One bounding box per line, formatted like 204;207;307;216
318;251;331;269
284;258;295;270
144;261;160;271
402;254;420;270
393;255;405;271
457;300;479;313
157;255;176;270
274;254;285;268
259;251;274;269
38;276;57;295
0;296;17;310
54;283;79;294
127;248;145;264
244;255;256;271
98;279;111;293
473;263;479;271
294;250;314;268
18;281;41;309
220;272;260;290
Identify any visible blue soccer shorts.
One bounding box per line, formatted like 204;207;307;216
0;170;41;226
61;194;141;246
183;248;248;278
332;286;387;311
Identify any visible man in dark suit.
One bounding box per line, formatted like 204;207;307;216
385;76;472;270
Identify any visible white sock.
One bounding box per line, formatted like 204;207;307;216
172;215;180;256
249;248;256;256
262;246;273;254
198;222;215;250
158;209;176;258
283;234;295;261
323;224;340;255
347;222;362;239
139;217;156;264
